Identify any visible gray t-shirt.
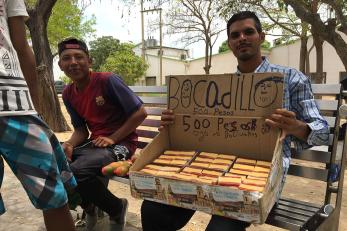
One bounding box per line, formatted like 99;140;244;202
0;0;36;116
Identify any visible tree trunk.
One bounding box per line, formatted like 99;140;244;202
306;43;314;74
203;36;210;74
36;65;71;131
313;33;324;73
299;36;308;73
26;2;70;132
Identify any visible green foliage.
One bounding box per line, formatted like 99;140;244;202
89;36;121;71
59;75;72;84
261;40;271;49
218;40;229;53
100;43;148;85
47;0;96;54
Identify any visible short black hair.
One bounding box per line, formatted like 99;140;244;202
227;11;262;37
58;37;89;56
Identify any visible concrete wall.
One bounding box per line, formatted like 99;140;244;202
137;33;347;85
269;33;347;84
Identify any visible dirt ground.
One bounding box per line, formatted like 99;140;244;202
1;97;347;230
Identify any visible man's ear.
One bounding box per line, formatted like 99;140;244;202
227;38;232;50
88;57;92;67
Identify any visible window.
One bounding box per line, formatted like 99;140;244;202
146;76;156;86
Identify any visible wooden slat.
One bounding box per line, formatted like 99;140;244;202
270;208;310;222
137;140;150;149
266;214;303;231
287;164;328;181
279;197;322;210
328;133;334;146
145;107;165;116
324;116;336;128
276;204;316;217
266;197;322;230
130;86;167;93
316;100;338;111
141;119;161;127
139;96;166;104
312;84;341;95
291;148;331;163
136;129;159;139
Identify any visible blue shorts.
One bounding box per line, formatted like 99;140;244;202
0;115;77;215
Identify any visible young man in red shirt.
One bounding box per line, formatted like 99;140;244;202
58;37;147;231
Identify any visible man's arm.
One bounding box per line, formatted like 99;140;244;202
8;16;41;113
267;70;329;147
93;106;147;147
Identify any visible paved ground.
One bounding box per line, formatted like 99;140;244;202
1;161;347;231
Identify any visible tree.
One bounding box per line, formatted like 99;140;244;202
283;0;347;71
89;36;121;71
261;40;271;49
218;41;228;53
100;43;148;85
24;0;95;131
48;0;96;55
161;0;225;74
221;0;347;72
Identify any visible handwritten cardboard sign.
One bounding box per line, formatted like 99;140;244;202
167;73;284;160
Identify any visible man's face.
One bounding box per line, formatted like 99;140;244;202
58;49;91;82
227;18;265;61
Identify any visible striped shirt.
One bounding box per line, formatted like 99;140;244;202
238;57;329;171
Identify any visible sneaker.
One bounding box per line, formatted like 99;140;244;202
109;198;129;231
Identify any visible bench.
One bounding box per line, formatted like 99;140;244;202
113;84;346;230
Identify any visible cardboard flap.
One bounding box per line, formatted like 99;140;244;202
131;129;170;171
167;73;284;160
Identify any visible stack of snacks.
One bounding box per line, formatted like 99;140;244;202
140;164;181;176
222;158;271;192
139;151;272;192
186;152;235;185
140;150;196;178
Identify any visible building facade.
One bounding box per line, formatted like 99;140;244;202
135;35;347;85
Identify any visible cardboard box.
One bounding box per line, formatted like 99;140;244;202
129;73;284;223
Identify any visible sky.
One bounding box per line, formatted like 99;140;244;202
82;0;228;59
54;1;279;79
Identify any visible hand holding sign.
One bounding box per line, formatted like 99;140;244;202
159;109;175;131
265;109;310;142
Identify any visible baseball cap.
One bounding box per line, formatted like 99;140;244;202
58;37;89;55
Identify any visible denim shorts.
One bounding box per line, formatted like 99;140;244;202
0;115;77;215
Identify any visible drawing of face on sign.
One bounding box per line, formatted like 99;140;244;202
253;77;283;108
168;77;180;110
181;79;192;108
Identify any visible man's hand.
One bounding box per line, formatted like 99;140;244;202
92;136;115;147
265;109;310;142
62;142;73;161
159;109;175;131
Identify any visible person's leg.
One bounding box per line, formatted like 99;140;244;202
141;200;195;231
0;115;77;231
70;145;127;216
43;204;75;231
205;215;251;231
0;156;5;215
